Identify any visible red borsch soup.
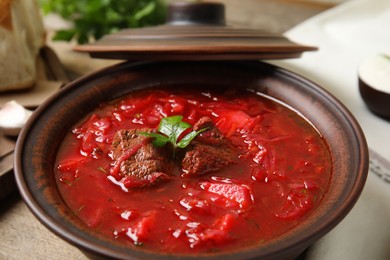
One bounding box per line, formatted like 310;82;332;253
55;88;331;254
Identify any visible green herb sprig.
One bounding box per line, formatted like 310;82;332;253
140;115;206;158
39;0;167;44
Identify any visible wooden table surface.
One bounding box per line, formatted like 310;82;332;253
0;1;338;259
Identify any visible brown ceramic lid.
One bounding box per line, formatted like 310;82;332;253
74;2;317;61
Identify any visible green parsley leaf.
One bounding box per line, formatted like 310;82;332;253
177;128;207;148
139;132;170;147
159;115;191;142
38;0;167;44
139;115;207;158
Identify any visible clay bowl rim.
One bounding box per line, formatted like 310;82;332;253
14;60;368;259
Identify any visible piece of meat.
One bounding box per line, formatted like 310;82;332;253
110;129;173;188
182;117;236;176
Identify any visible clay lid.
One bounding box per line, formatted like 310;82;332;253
74;2;317;61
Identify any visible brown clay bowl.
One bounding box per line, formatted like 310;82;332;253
14;61;368;259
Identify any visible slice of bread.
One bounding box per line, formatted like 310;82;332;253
0;0;45;92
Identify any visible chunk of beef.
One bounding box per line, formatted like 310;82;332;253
182;117;236;176
110;129;173;188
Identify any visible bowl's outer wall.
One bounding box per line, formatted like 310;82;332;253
359;77;390;119
14;61;368;260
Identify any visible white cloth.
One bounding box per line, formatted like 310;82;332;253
269;0;390;259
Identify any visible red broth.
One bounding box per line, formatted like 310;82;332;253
55;88;331;254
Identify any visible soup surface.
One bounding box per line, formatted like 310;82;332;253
55;88;332;254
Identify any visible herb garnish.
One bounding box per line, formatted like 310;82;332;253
39;0;166;44
140;115;207;158
97;166;107;174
